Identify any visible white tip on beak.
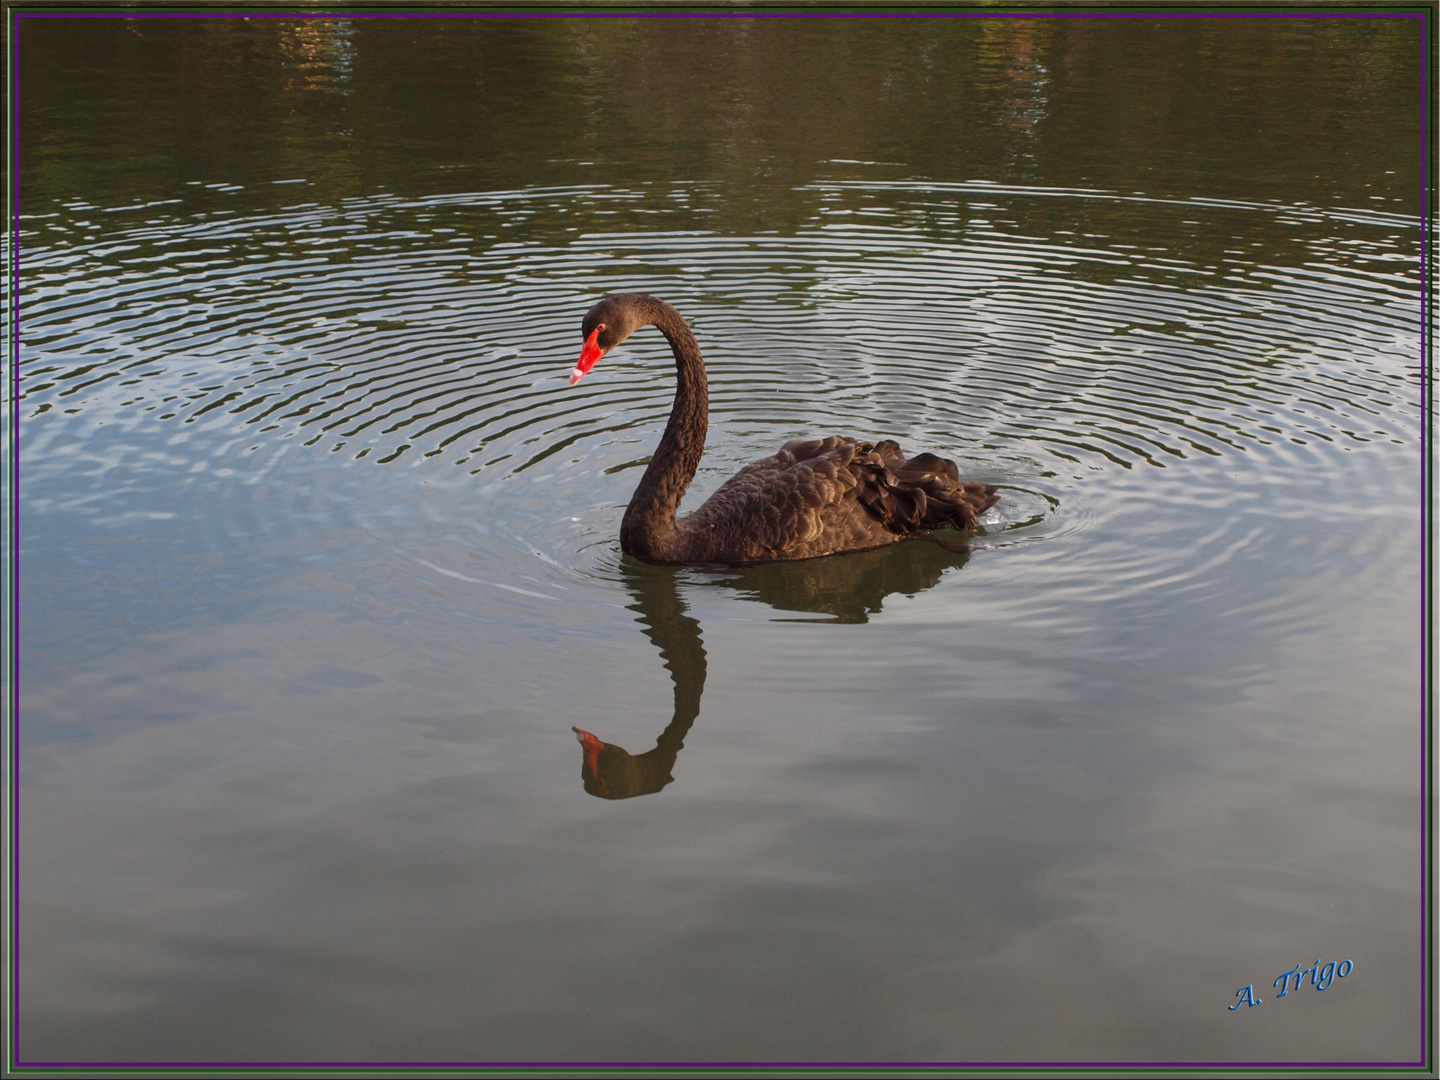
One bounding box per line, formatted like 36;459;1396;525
569;368;585;386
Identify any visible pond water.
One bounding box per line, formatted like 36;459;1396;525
12;14;1426;1064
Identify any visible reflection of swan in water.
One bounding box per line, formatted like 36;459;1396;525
573;559;704;800
711;532;971;624
573;539;972;799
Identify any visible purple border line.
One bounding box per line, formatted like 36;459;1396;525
6;3;19;1078
9;1;1439;20
12;8;1434;17
4;3;1435;1073
1424;1;1436;1073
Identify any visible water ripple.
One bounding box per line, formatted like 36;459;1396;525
21;181;1420;601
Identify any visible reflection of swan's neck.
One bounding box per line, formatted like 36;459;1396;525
619;299;709;563
575;562;707;799
632;561;706;739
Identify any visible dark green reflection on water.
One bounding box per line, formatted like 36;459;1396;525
21;15;1421;222
575;538;972;799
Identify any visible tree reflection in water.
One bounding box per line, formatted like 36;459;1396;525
573;536;972;799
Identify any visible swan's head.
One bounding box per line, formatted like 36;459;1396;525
570;294;645;385
571;724;675;799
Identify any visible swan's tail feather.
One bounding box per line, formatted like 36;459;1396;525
858;446;999;535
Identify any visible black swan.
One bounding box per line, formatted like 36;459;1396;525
569;294;999;565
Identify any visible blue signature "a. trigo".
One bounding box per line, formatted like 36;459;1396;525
1229;958;1353;1009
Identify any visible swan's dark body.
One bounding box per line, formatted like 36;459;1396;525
573;294;999;566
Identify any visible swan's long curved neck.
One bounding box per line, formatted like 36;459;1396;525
619;298;708;563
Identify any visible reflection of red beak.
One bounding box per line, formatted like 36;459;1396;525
570;327;604;385
573;726;605;775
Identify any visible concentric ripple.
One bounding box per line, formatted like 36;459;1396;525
20;180;1422;603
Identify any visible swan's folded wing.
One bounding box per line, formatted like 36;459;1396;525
686;436;896;562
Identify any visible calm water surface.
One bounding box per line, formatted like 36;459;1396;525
13;15;1425;1063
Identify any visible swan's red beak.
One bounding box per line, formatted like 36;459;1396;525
570;328;604;386
573;726;605;775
